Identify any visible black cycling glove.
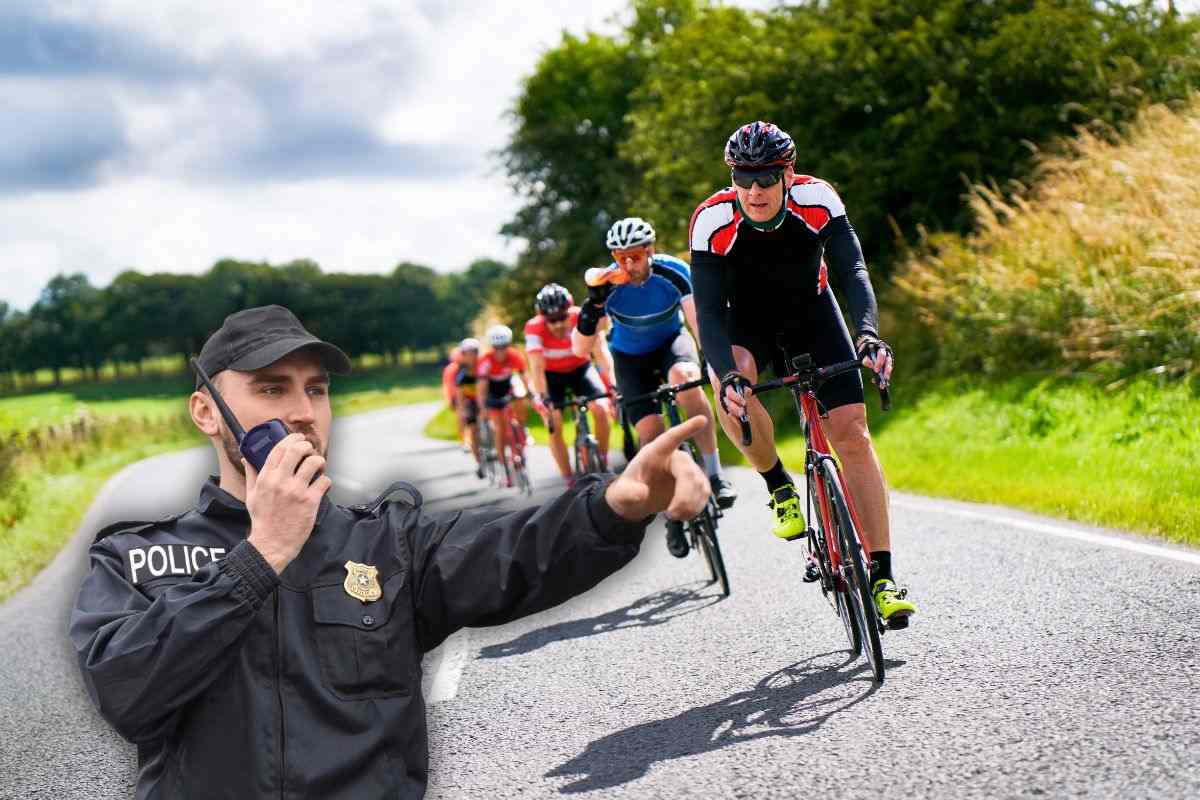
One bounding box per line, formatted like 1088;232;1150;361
576;283;612;337
718;371;751;414
855;333;894;380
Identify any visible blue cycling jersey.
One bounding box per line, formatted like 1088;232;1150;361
604;254;693;355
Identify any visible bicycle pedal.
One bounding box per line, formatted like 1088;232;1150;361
886;614;911;631
802;561;821;583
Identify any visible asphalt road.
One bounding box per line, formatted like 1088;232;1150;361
1;402;1198;798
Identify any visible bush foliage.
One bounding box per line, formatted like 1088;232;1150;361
892;98;1200;380
496;0;1200;324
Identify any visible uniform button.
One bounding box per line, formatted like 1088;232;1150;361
362;614;375;626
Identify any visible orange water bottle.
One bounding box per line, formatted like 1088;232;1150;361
584;264;631;287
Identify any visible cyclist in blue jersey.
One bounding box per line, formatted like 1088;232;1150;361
574;217;737;559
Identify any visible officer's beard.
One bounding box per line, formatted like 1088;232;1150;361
219;424;327;477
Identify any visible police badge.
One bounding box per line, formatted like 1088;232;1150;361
343;561;382;603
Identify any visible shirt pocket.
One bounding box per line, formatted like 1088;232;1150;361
310;571;416;700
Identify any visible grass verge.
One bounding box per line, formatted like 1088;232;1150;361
777;375;1200;547
0;364;444;603
426;377;1200;547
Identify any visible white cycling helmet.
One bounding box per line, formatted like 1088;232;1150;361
486;324;513;348
460;337;480;352
606;217;656;250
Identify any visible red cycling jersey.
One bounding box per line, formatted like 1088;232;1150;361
523;307;589;373
476;348;527;383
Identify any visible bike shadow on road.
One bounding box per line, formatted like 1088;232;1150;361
478;582;724;660
545;650;904;794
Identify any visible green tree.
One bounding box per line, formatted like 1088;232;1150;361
624;0;1200;270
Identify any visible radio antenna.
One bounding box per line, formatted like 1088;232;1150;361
189;358;247;442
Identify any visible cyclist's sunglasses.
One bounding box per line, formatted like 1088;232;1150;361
731;168;785;190
545;312;569;323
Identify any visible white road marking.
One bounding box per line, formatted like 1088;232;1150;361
426;630;471;705
892;496;1200;567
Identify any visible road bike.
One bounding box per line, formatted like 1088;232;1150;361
743;353;894;682
546;392;610;477
620;378;731;597
489;399;533;495
473;412;503;486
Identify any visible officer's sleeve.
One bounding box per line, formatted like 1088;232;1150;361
68;537;277;744
401;474;649;652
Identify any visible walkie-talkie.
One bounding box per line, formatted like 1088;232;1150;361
190;358;290;472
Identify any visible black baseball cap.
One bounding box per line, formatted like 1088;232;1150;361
194;305;352;386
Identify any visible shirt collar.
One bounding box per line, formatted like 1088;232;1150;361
196;475;334;525
197;477;250;519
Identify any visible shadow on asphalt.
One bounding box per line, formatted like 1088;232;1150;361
478;582;724;660
545;650;904;794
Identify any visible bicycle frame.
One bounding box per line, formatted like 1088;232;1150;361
753;355;889;589
547;393;609;476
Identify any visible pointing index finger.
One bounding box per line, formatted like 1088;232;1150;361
647;415;707;455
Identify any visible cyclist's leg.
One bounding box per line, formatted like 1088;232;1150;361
663;330;718;457
544;370;572;478
510;375;530;430
463;397;481;460
613;348;665;445
709;337;778;470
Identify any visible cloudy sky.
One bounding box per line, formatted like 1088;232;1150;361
0;0;667;310
0;0;1194;311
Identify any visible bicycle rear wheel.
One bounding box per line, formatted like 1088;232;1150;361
691;507;730;597
808;469;861;656
820;460;884;683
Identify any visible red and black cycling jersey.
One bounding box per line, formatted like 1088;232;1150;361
689;175;879;377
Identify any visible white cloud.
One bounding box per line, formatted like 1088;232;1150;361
0;0;635;309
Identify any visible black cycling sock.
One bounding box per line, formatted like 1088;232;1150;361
759;459;792;494
870;550;892;584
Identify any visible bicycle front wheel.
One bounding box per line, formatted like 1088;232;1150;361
692;507;730;597
808;470;861;656
819;460;884;683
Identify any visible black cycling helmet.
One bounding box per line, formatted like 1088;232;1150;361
724;121;796;170
535;283;573;316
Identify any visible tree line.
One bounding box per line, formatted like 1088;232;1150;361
494;0;1200;323
0;258;508;390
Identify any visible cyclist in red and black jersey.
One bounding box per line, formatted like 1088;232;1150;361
525;283;614;483
476;324;532;485
691;120;915;625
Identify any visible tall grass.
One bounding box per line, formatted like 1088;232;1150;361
891;98;1200;382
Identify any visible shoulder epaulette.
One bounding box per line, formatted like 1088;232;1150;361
349;481;424;517
93;512;186;544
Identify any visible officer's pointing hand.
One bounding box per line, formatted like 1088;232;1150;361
246;433;331;575
605;416;711;522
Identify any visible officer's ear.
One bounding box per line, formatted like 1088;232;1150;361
189;387;222;438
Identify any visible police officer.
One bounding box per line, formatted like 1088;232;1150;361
69;305;710;799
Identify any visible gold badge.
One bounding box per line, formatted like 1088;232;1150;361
343;561;382;603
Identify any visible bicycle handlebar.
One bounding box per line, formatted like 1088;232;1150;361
740;359;891;446
544;392;612;435
616;376;708;409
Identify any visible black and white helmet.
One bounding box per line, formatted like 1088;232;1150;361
460;337;480;352
486;324;513;348
605;217;656;250
535;283;573;316
724;121;796;169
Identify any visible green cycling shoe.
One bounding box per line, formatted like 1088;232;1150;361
768;485;806;540
872;579;916;628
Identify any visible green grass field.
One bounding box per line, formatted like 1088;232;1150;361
428;376;1200;547
0;362;445;434
0;363;445;603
